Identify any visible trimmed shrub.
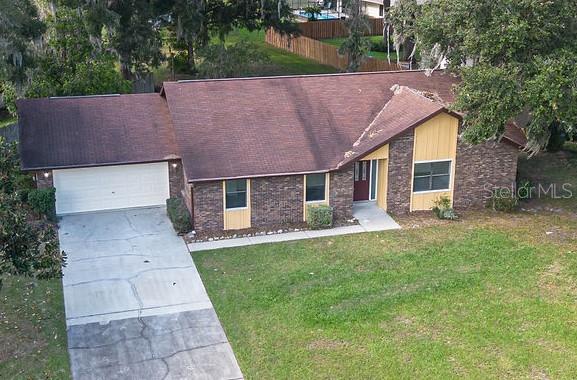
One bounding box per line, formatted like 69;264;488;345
14;174;35;202
490;188;518;212
0;138;65;289
370;39;387;53
432;196;458;220
28;188;56;221
166;197;192;234
0;192;66;288
306;204;333;229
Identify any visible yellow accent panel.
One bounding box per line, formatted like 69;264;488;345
376;159;388;210
362;144;389;161
223;180;251;230
303;173;330;221
413;113;459;162
412;191;451;211
411;112;459;211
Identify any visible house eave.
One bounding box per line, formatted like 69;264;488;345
188;169;334;184
21;157;181;172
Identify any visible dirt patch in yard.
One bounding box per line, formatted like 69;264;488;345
538;259;577;300
0;319;47;363
307;338;350;351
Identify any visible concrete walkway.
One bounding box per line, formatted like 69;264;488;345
59;207;242;380
189;202;400;252
352;201;400;232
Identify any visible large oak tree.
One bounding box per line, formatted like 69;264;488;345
390;0;577;153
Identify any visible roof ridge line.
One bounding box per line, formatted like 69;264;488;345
350;91;396;149
349;84;432;150
49;94;120;100
401;85;449;106
166;69;432;85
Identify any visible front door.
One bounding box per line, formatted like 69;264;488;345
353;160;371;201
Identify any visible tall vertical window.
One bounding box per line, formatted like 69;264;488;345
225;179;247;209
413;161;451;192
305;173;326;202
354;161;368;181
370;160;377;200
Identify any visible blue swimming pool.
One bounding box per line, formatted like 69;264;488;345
297;10;340;20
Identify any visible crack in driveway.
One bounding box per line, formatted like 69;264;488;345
64;265;196;288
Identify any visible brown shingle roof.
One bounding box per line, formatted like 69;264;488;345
504;121;528;147
18;70;524;180
18;93;178;170
162;70;459;181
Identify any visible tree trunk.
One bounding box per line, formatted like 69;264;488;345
120;57;132;81
402;39;415;61
120;63;134;81
186;40;196;73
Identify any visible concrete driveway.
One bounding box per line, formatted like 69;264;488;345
59;207;243;380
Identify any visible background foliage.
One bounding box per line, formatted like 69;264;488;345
0;139;65;291
0;0;298;102
386;0;577;153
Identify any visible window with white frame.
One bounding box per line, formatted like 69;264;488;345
370;160;377;200
413;160;451;192
225;179;247;209
305;173;326;202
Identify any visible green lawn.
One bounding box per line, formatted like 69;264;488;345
154;28;337;85
223;29;337;76
194;144;577;379
322;35;400;61
0;275;70;379
195;212;577;379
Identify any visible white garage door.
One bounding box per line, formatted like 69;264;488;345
53;162;170;215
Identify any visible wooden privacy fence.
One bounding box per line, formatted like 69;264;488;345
298;18;384;40
265;28;401;73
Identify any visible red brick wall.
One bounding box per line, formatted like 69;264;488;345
453;140;519;209
34;170;53;189
191;169;355;232
191;181;224;232
386;130;414;214
330;165;354;221
183;181;193;215
251;175;304;227
168;159;184;198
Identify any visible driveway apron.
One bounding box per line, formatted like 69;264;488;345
59;207;242;380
